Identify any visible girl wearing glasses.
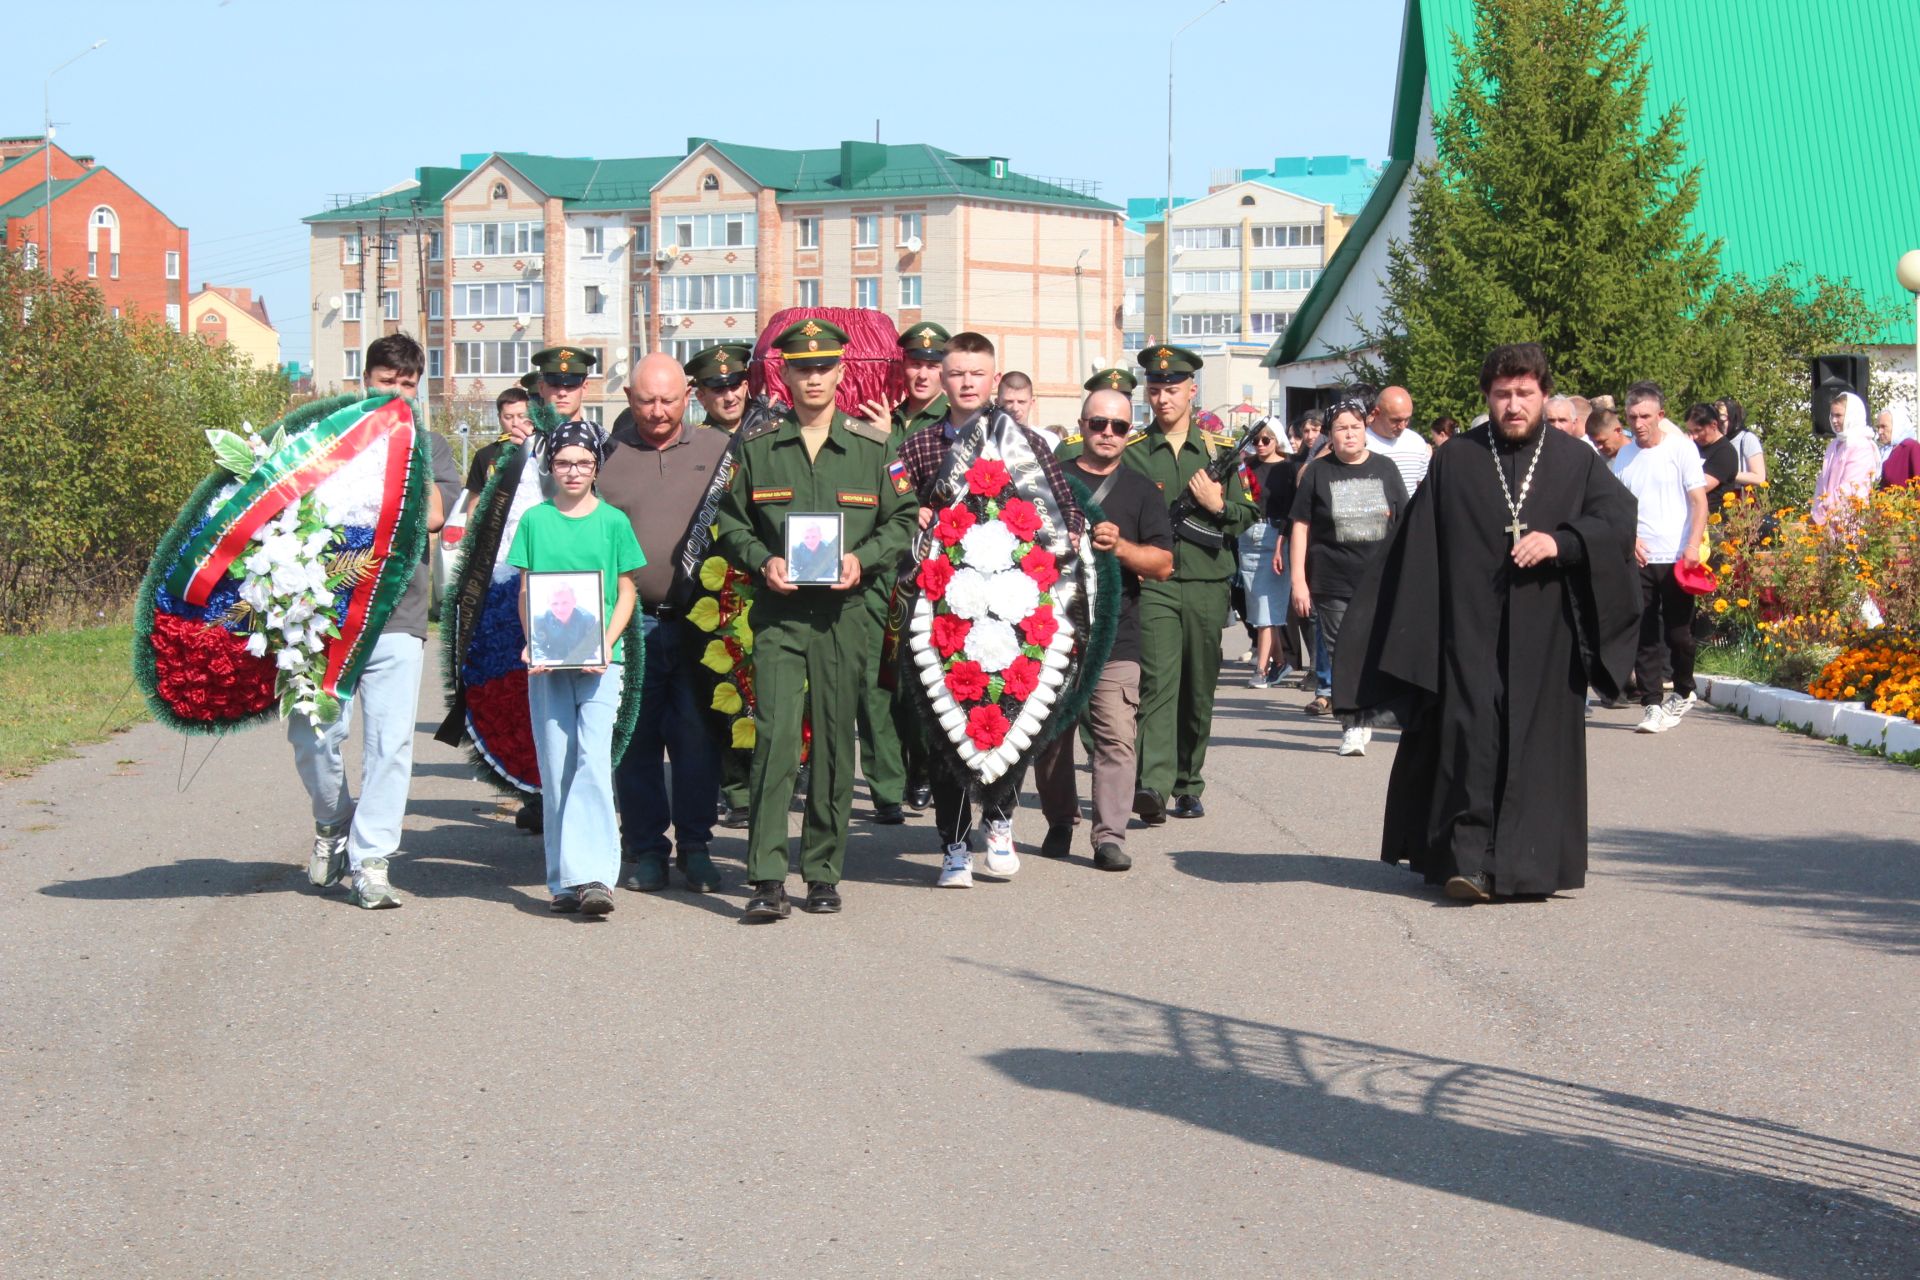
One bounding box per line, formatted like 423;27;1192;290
1239;426;1298;687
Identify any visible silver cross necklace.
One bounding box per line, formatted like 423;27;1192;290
1491;428;1546;545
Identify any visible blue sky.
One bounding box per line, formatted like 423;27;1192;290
7;0;1408;364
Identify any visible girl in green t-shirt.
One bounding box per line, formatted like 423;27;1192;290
507;424;644;916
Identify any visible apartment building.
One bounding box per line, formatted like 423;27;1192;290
187;285;280;370
306;139;1125;429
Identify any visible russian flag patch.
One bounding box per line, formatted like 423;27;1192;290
887;458;912;496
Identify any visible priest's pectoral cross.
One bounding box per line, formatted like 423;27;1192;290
1505;519;1528;545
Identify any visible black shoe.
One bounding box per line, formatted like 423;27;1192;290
1172;794;1205;819
744;880;790;920
870;802;906;826
515;797;545;834
578;882;615;916
1132;787;1166;826
803;881;843;914
1093;842;1132;872
907;780;932;810
549;891;580;913
676;843;722;893
619;856;669;892
717;804;750;830
1039;823;1073;859
1444;873;1493;903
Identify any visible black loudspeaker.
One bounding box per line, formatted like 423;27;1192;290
1810;354;1869;438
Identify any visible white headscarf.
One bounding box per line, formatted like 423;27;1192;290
1885;402;1916;447
1836;391;1873;444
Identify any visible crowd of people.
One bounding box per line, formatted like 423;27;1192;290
283;322;1909;919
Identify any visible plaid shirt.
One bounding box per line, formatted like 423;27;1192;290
898;415;1087;540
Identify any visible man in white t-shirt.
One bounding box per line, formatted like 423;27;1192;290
1610;379;1708;734
1365;385;1430;493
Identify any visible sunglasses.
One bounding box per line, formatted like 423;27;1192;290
1082;416;1131;436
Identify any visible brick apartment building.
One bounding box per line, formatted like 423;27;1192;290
305;139;1125;428
0;136;190;327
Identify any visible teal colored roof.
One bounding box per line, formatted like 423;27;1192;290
1242;156;1381;216
1268;0;1919;365
0;170;98;222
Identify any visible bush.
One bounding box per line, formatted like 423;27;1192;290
0;253;288;632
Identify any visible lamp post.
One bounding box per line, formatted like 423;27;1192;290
1164;0;1227;343
1898;250;1920;414
43;39;107;278
1073;247;1089;384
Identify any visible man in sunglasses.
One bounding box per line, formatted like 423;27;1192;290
1032;389;1174;870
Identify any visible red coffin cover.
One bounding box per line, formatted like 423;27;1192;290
749;307;906;416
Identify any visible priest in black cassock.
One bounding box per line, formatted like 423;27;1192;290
1334;343;1640;902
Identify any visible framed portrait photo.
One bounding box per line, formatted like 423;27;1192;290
784;512;844;586
526;569;606;669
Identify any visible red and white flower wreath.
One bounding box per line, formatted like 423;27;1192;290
908;457;1077;782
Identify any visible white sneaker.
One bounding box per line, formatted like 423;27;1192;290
1338;726;1368;756
937;844;974;888
982;821;1020;878
1358;725;1373;745
1249;672;1271;689
1662;691;1697;719
347;857;402;909
1634;705;1675;734
308;823;348;887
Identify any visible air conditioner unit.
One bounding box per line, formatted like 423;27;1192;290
655;246;676;262
659;313;679;329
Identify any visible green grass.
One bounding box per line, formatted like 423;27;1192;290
0;624;146;776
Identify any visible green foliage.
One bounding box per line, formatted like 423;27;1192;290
0;622;146;774
1354;0;1891;504
0;252;289;633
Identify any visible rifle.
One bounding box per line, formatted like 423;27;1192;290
1166;431;1259;549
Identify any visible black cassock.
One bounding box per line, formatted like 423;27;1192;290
1334;424;1639;894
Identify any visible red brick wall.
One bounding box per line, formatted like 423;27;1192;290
3;149;187;327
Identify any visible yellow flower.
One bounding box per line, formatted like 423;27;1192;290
712;681;743;714
1712;599;1730;614
1735;598;1750;608
1708;513;1722;525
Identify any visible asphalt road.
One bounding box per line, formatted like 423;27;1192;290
2;639;1916;1279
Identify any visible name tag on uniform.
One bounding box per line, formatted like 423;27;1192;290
752;487;793;503
837;490;878;508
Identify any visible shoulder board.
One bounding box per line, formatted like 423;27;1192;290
1202;430;1232;450
741;410;789;443
1124;432;1152;448
1060;432;1083;447
841;414;894;448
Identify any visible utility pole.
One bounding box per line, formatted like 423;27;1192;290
1073;248;1089;386
43;40;107;278
1164;1;1227;342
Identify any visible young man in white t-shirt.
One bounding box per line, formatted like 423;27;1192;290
1364;385;1431;494
1610;380;1708;734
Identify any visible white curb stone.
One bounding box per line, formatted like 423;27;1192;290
1829;705;1889;749
1883;717;1920;757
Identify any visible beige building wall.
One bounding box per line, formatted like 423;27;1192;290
187;290;280;370
309;195;442;404
439;160;552;415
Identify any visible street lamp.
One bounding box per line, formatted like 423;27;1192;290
44;39;107;278
1898;250;1920;413
1073;248;1089;384
1165;0;1227;343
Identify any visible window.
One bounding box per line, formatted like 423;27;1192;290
897;212;923;246
702;173;720;192
631;281;651;322
584;285;606;315
343;291;364;321
427;230;443;261
165;251;180;280
796;216;819;249
87;252;97;278
796;278;820;307
853;215;878;248
669;337;727;365
1172;225;1239;251
428;288;443;320
452;221;545;257
1172;270;1239;293
491;181;508;200
1173;312;1241;336
380;235;399;264
165;303;181;330
898;275;922;307
452;279;544;318
1250;223;1325;249
1250;311;1292;336
663;273;757;313
632;223;650;254
344;350;362;380
343;233;363;265
109;253;120;279
453;341;533;377
583;226;605;255
1122;330;1147;352
427;348;444;379
853;276;879;308
1123;256;1145;278
1249;268;1321;292
382;290;400;321
92;207;113;229
1123;290;1143;318
583;404;605;426
662;211;756;250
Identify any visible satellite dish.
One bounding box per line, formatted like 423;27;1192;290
515;314;531;329
327;295;343;312
904;235;923;255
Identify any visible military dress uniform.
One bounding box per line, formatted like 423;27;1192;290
714;320;915;917
1122;346;1256;820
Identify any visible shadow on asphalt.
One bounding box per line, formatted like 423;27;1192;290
1171;848;1431;899
978;970;1920;1279
1593;827;1920;957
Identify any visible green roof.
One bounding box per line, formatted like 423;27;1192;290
1268;0;1920;365
0;170;97;222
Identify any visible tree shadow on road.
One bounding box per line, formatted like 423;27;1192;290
977;969;1920;1279
1592;826;1920;957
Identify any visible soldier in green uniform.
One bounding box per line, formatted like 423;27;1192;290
1056;366;1141;460
715;319;916;919
849;320;950;819
1122;344;1257;823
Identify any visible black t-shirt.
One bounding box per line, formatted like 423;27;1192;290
1065;459;1174;664
1248;459;1297;524
1697;435;1738;497
465;439;507;495
1287;450;1407;600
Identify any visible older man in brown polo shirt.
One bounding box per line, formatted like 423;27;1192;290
599;353;732;893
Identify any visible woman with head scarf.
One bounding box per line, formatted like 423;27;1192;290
1810;392;1880;524
1879;403;1920;489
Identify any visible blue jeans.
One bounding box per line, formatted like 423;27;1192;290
1312;613;1332;693
613;615;719;859
287;632;425;870
528;664;623;895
